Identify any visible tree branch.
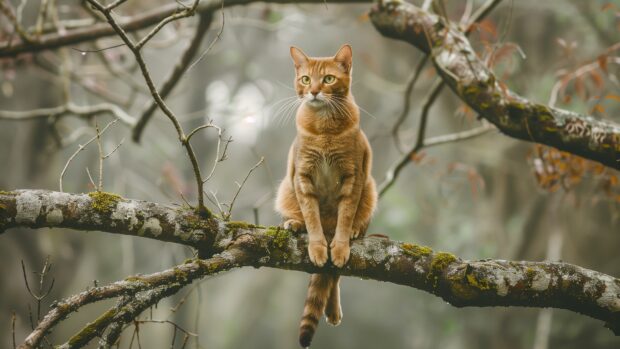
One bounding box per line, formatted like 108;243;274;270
1;189;619;339
132;12;214;142
369;0;620;170
0;0;372;58
0;102;135;126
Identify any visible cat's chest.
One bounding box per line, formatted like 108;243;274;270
314;157;341;200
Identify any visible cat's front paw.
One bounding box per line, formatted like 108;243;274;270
283;219;305;233
351;227;362;239
308;240;328;267
330;240;350;268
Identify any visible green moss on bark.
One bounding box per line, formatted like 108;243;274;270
427;252;457;288
401;243;433;259
466;273;491;291
88;191;121;214
67;308;117;346
265;226;291;249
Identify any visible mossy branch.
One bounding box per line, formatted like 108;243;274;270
369;0;620;170
1;189;619;347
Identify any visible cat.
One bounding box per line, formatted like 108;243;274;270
275;44;377;348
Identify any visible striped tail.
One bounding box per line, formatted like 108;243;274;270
299;274;340;348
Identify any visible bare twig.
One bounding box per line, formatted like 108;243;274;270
0;0;36;44
380;0;504;196
0;103;135;126
422;122;494;148
95;121;104;191
391;55;429;153
187;5;225;72
135;0;200;50
86;0;211;216
224;157;264;220
132;12;214;141
0;0;373;57
12;311;17;349
86;167;97;189
59;119;118;192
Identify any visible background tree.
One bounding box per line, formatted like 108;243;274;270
0;0;619;348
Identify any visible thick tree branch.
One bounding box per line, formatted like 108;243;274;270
0;0;372;58
369;0;620;170
19;254;239;349
1;189;619;338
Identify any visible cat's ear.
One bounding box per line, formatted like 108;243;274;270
290;46;309;68
334;44;352;72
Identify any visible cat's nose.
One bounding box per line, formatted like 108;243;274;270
311;91;319;97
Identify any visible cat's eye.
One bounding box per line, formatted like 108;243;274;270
300;76;311;85
323;75;336;84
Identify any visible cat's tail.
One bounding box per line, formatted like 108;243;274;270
299;274;341;348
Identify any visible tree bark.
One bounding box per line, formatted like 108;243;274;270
0;0;372;58
1;189;619;335
369;0;620;170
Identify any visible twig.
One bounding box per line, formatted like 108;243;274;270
380;0;504;196
0;0;375;57
135;0;200;50
12;311;16;349
71;42;126;53
132;12;214;141
187;5;225;72
224;157;264;220
95;121;104;191
19;255;240;349
0;0;36;43
87;0;211;216
34;0;51;37
208;190;225;217
0;102;135;126
423;122;494;148
103;138;125;159
391;54;429;153
59;119;118;192
86;167;97;189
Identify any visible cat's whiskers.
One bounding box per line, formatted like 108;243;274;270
329;94;377;120
268;95;301;127
326;95;354;122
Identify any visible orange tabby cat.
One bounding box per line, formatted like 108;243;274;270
275;44;377;347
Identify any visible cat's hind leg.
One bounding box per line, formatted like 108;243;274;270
275;179;305;233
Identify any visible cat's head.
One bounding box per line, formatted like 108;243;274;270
290;45;352;109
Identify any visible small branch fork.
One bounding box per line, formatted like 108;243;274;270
85;0;212;216
381;0;502;196
370;0;620;170
1;189;619;348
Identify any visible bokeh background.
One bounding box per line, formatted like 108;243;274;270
1;0;619;348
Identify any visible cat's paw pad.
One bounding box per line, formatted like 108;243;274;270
308;240;328;267
283;219;305;233
330;240;350;268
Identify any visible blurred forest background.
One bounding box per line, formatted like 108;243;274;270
1;0;619;348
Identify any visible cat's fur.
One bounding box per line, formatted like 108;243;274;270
275;45;377;348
